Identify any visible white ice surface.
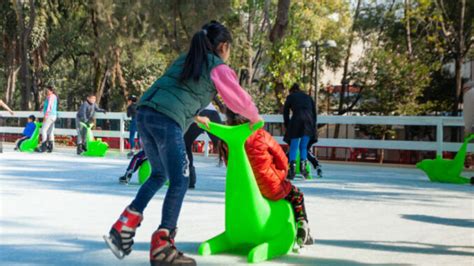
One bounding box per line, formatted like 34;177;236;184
0;147;473;266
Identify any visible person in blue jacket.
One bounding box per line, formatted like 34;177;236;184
15;115;36;150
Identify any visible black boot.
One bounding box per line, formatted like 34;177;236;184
46;141;53;153
288;161;296;180
296;220;314;247
300;160;310;179
307;151;319;169
470;177;474;185
316;165;323;178
77;144;84;155
119;171;133;184
188;166;196;189
36;142;48;153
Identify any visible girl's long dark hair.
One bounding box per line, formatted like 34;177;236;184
181;20;232;82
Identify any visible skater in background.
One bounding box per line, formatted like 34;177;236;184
105;21;261;266
184;97;224;189
220;109;314;247
283;135;323;178
127;95;139;158
37;86;58;153
119;149;147;184
76;94;106;155
283;83;317;179
121;100;224;187
14;115;37;150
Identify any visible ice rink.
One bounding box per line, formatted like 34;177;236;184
1;147;473;265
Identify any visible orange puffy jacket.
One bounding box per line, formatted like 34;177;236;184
245;129;292;201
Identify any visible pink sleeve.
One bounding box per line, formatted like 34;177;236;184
211;64;260;123
46;95;56;114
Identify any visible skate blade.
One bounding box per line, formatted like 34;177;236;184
103;235;125;260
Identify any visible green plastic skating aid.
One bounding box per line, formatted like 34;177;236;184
138;159;151;185
295;151;313;179
19;122;42;152
416;134;474;185
79;122;109;157
137;159;169;187
197;121;296;263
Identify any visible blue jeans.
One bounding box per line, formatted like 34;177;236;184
289;136;310;161
130;107;189;230
129;119;137;150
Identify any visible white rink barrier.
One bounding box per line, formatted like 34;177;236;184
1;111;472;155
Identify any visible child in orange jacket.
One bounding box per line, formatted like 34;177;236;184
221;110;313;247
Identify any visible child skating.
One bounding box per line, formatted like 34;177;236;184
283;83;318;180
104;21;261;266
14;115;36;150
119;149;147;184
126;95;139;158
221;110;314;247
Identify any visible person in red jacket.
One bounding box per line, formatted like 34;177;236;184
220;110;314;247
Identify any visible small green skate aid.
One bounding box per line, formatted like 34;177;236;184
197;121;296;263
416;134;474;185
138;159;151;185
295;150;313;179
19;122;42;152
138;159;169;186
79;122;109;157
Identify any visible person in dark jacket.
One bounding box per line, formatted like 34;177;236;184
283;83;317;179
76;94;106;154
15;115;36;150
127;95;139;158
184;99;223;189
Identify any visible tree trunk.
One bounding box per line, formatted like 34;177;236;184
404;0;413;58
247;7;254;87
95;67;110;106
16;0;36;110
448;0;465;142
331;0;361;159
269;0;291;110
4;30;19;106
6;67;20;106
31;71;41;110
452;0;465;117
112;47;128;110
269;0;290;43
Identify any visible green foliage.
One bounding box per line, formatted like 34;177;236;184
0;0;470;117
353;48;431;115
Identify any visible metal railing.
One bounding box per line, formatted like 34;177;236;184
1;111;472;155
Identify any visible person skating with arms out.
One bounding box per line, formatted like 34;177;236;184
75;94;106;155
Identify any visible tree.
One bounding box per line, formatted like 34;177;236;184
0;1;19;106
433;0;473;115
